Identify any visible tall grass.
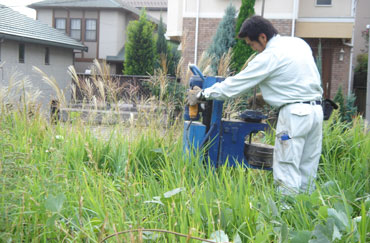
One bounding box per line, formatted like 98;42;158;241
1;57;369;242
0;105;369;242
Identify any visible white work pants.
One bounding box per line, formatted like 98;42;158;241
273;103;323;195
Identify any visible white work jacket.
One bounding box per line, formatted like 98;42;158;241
203;35;323;108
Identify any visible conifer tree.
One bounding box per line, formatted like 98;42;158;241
231;0;255;72
124;9;155;75
344;93;357;122
167;43;181;76
207;4;236;74
334;86;345;118
156;16;167;57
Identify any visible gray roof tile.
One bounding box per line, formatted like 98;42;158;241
29;0;122;9
0;5;86;50
29;0;167;10
120;0;167;8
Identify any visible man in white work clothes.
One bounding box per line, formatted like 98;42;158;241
187;16;323;196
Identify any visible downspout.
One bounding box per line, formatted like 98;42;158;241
345;0;358;96
291;0;299;37
194;0;200;64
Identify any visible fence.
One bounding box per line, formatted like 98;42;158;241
72;74;156;103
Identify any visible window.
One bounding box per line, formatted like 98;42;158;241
45;47;50;65
316;0;332;5
19;43;25;63
85;19;97;41
70;19;81;40
55;18;66;33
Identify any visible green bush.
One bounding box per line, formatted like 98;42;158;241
124;9;155;75
207;4;236;74
231;0;255;72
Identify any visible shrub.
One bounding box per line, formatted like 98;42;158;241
207;4;236;74
231;0;255;72
124;9;155;75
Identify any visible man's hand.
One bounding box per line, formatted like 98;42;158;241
186;86;203;106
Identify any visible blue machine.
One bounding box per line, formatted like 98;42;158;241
183;65;272;170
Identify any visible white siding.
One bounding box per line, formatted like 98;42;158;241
99;10;127;58
36;9;53;26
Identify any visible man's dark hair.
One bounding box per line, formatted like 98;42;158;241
238;15;278;42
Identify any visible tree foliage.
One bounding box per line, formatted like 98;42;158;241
156;15;167;57
154;16;180;76
124;9;155;75
231;0;256;72
166;43;181;76
334;86;345;118
207;4;236;74
343;93;357;123
333;86;358;122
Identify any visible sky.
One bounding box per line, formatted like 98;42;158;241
0;0;40;19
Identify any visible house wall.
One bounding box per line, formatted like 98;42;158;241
99;10;126;59
37;9;53;26
298;0;353;18
180;0;294;75
306;38;351;98
353;0;370;67
147;10;167;23
50;9;98;62
0;40;74;108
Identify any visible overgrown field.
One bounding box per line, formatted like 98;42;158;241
0;111;369;242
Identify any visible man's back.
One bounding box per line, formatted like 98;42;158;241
256;35;323;107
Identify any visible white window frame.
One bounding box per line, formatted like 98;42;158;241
70;18;81;41
85;19;97;42
55;18;66;33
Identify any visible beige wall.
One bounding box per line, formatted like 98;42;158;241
353;0;370;67
166;0;184;39
99;10;128;59
299;0;353;18
36;9;53;26
295;22;353;38
147;10;167;23
166;0;296;39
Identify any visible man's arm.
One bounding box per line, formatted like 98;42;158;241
203;52;278;100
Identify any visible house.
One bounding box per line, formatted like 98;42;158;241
352;0;370;114
0;4;87;108
167;0;363;101
29;0;168;75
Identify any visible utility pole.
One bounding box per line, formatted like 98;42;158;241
366;24;370;123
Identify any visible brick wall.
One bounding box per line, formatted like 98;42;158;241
181;18;351;100
182;17;222;76
306;38;351;99
181;18;293;77
270;19;292;36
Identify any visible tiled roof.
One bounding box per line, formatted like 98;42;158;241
29;0;161;24
29;0;167;10
0;5;86;50
29;0;122;9
120;0;167;9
